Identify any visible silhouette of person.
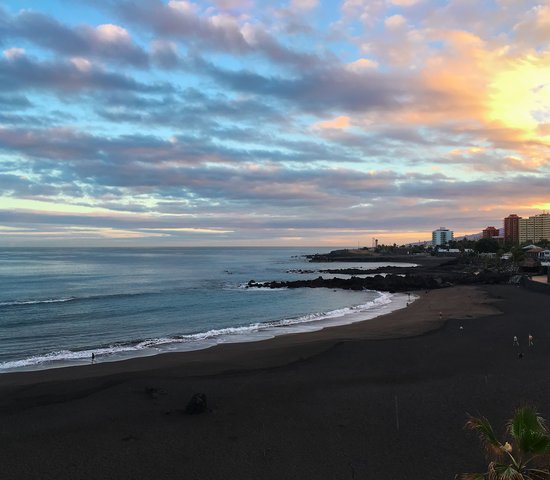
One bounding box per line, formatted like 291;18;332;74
513;336;519;346
91;352;95;363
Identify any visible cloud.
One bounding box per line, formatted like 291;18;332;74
2;1;550;245
0;51;171;93
192;54;421;113
114;0;323;68
290;0;319;11
3;47;24;59
312;116;350;129
389;0;419;6
345;58;379;71
384;14;407;29
210;0;254;10
0;94;31;110
513;3;550;47
4;10;149;66
150;39;180;68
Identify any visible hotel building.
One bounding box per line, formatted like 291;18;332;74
519;213;550;244
432;227;453;246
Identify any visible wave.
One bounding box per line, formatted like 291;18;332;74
0;297;76;307
0;291;410;372
0;290;166;308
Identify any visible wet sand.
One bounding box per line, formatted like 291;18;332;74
2;284;549;479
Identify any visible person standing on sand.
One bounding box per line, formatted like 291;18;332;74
513;336;519;347
91;352;95;363
529;334;534;347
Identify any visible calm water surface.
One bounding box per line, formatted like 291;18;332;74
0;247;415;372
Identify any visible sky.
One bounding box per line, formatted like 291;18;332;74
1;0;549;247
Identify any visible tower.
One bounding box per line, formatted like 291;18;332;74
504;214;521;245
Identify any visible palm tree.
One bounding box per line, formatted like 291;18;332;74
461;406;550;479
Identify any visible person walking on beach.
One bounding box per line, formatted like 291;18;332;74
91;352;95;363
513;336;519;347
529;334;534;347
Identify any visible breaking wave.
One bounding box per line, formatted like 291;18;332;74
0;291;415;372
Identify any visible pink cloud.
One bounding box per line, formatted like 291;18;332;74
384;14;407;29
3;47;25;59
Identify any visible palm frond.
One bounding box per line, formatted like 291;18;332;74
508;407;550;456
524;433;550;457
527;465;550;480
523;467;550;479
488;461;525;480
508;407;547;437
460;473;486;480
466;414;504;457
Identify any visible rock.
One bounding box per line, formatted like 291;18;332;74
144;386;164;399
185;393;208;414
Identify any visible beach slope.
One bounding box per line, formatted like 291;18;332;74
2;285;550;480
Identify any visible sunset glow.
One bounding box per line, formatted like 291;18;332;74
1;1;550;246
488;56;550;141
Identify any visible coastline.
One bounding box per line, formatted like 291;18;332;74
0;285;495;387
10;284;550;479
0;288;406;376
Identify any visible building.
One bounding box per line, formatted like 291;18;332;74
525;246;544;260
432;227;453;247
519;213;550;244
482;226;499;238
504;214;521;244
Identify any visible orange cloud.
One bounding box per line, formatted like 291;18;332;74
346;58;379;71
312;116;351;130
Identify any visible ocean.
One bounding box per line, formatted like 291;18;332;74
0;247;416;373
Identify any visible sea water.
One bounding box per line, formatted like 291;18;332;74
0;247;416;372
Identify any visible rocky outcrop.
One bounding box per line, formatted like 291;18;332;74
247;270;510;292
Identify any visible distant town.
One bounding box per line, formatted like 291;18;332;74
429;212;550;248
366;212;550;271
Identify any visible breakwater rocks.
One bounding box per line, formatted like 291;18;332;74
247;270;510;292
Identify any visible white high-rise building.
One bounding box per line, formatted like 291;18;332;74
432;227;453;246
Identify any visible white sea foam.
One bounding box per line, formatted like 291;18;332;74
0;297;76;307
0;290;163;308
0;291;417;373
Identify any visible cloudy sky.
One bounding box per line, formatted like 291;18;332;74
1;0;549;246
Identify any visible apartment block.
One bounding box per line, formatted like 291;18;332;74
432;227;453;246
504;214;521;244
519;213;550;244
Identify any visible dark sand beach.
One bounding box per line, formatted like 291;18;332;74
2;284;550;479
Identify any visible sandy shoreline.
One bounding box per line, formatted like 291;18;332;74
3;284;550;479
0;286;494;387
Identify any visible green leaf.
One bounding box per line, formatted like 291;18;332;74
507;407;550;455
